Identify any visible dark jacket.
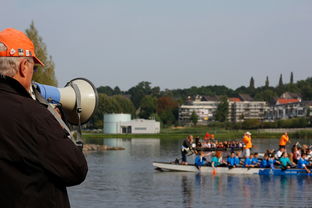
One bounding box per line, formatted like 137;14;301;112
0;76;88;208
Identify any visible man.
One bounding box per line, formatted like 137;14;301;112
227;152;238;168
0;28;88;208
181;135;194;165
275;146;286;159
194;151;207;169
279;132;290;149
242;131;252;157
297;153;311;173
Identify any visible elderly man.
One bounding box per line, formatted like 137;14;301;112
0;28;88;208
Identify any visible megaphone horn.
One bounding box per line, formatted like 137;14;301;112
34;78;98;125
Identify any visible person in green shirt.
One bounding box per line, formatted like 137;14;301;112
279;152;295;169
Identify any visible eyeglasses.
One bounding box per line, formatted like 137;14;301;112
25;58;39;72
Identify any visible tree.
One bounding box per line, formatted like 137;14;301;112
265;76;269;88
25;21;57;86
139;95;157;119
249;77;255;89
128;81;153;108
215;96;229;122
113;95;135;115
290;72;294;84
113;86;121;95
190;111;199;126
278;74;283;87
97;86;114;95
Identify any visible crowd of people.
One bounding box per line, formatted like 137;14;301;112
180;132;312;173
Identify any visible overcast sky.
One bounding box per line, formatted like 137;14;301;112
2;0;312;90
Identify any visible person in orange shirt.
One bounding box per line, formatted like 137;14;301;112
279;132;290;149
242;132;253;157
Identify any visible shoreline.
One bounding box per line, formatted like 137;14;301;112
82;128;312;140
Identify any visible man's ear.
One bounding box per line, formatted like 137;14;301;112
18;59;28;78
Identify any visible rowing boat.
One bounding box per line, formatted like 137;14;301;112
153;162;312;176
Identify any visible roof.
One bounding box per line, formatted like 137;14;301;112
238;93;254;101
280;92;302;99
201;96;220;101
228;98;241;102
276;98;300;105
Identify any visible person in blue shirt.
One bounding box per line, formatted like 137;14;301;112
268;154;279;169
244;154;255;168
234;152;242;167
195;151;207;169
251;152;260;167
297;153;311;173
260;153;269;168
227;152;237;168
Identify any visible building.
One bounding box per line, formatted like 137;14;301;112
265;98;312;121
228;94;267;122
179;94;268;125
228;100;267;122
103;113;160;134
179;96;220;125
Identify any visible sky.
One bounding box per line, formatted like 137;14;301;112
2;0;312;90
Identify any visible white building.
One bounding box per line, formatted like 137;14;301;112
228;101;267;122
179;94;268;124
179;96;220;125
103;113;160;134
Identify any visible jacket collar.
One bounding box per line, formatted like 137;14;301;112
0;75;32;98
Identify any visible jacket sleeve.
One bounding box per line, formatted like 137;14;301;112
33;109;88;187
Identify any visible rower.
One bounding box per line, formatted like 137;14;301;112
181;135;194;165
227;152;238;168
297;153;311;173
244;154;255;168
194;151;207;169
260;153;269;168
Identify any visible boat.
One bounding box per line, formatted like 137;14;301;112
153;162;312;176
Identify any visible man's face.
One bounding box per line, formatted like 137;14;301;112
24;58;34;90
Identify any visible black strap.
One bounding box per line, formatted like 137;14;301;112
32;84;72;139
69;82;82;142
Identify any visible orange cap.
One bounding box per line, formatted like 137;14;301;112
0;28;44;66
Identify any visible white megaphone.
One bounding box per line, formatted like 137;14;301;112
33;78;98;125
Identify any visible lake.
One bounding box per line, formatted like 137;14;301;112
68;137;312;208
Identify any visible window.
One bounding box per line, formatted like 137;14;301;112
135;127;147;131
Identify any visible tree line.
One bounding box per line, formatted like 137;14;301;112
88;74;312;129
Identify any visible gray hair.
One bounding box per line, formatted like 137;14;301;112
0;57;33;77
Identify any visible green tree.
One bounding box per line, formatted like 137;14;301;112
113;95;135;115
113;86;121;95
97;86;114;95
128;81;153;108
265;76;269;88
278;74;283;87
139;95;157;119
25;21;57;86
249;76;255;89
290;72;294;84
190;111;199;126
215;96;229;122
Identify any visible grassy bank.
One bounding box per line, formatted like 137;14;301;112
83;127;312;140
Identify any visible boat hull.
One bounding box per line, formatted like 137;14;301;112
153;162;312;176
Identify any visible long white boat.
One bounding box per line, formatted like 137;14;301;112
153;162;312;176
